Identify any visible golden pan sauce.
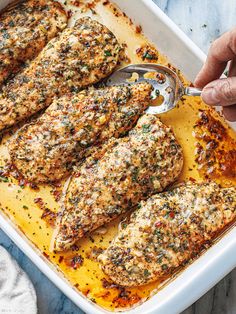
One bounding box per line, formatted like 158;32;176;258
0;0;235;311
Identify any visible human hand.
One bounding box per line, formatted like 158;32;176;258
194;28;236;121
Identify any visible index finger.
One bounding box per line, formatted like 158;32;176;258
194;28;236;88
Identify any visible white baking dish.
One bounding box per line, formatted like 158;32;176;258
0;1;235;314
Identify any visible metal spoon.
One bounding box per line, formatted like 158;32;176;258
105;63;202;114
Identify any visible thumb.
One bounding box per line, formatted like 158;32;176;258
201;77;236;107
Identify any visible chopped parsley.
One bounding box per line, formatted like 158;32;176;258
142;124;151;133
144;269;151;276
104;50;112;57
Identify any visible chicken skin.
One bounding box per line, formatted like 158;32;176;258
54;114;183;251
99;183;236;286
8;83;152;183
0;17;121;131
0;0;67;85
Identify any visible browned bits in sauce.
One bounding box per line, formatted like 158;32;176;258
101;278;141;308
64;254;84;269
43;252;50;259
82;288;91;297
2;163;39;189
102;0;110;5
135;25;142;34
113;290;141;308
41;208;57;227
59;256;64;263
67;9;73;18
86;246;104;261
194;110;236;180
136;44;159;62
111;6;121;18
102;278;121;289
86;1;97;9
34;197;57;227
50;182;63;202
34;197;44;206
76;0;100;13
63;244;79;252
70;0;81;6
167;62;177;73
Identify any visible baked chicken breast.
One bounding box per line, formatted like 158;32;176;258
0;0;67;85
0;17;121;131
54;114;183;251
99;182;236;286
8;83;152;183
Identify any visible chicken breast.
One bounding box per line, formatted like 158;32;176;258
8;83;152;183
0;0;67;85
54;114;183;251
0;17;121;131
99;182;236;287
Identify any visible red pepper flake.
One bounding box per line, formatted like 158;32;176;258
102;278;121;290
50;182;63;202
135;25;142;34
64;255;84;269
113;290;141;308
43;252;50;260
86;2;96;9
41;209;58;227
67;10;73;18
2;163;39;190
74;172;81;178
169;211;175;219
83;289;90;297
71;244;80;251
101;278;141;307
34;198;57;227
58;256;64;263
155;221;162;228
167;63;177;73
52;181;62;188
71;0;80;6
51;189;62;202
34;197;44;206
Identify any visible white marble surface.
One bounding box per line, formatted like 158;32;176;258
0;1;236;313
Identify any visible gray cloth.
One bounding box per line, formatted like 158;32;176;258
0;246;37;314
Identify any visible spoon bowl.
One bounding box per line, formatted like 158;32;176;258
105;63;202;114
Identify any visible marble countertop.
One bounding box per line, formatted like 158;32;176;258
1;0;236;313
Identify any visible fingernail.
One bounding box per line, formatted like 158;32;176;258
202;87;220;104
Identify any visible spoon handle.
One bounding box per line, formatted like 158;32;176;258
184;87;202;96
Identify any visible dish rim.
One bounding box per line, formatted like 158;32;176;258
0;1;235;314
